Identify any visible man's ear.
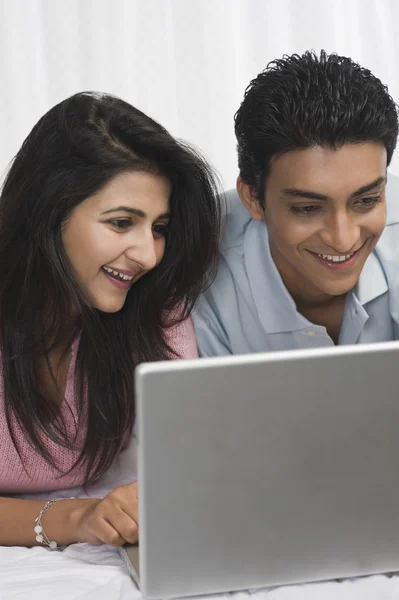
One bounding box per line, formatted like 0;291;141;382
236;177;264;221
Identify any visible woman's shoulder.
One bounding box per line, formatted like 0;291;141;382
163;313;198;359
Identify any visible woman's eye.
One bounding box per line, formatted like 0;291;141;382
153;223;169;239
289;205;321;216
108;219;132;230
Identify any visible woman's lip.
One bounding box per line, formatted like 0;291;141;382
103;265;141;277
102;269;134;290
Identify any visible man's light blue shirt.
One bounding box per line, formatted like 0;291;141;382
193;175;399;356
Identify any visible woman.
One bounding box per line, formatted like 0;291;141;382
0;92;220;548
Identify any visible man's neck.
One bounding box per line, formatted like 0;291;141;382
269;243;348;341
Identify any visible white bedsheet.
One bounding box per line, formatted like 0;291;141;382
2;439;399;600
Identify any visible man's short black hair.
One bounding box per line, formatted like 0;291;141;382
234;50;398;207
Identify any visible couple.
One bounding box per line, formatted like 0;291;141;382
1;50;399;549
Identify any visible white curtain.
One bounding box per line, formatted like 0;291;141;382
1;0;399;189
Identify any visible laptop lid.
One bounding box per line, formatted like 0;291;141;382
126;341;399;598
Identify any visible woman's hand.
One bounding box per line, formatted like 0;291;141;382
73;481;139;546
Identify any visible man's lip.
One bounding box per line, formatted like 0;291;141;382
103;265;142;277
306;244;364;258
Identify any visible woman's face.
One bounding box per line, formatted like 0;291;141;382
62;170;171;313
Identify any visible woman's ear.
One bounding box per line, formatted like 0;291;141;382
236;177;264;221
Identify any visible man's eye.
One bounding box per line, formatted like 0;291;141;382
108;219;131;230
289;205;321;216
356;196;382;208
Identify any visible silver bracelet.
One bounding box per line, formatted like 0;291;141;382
34;497;74;550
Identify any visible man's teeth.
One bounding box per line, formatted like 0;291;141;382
317;252;354;263
102;266;134;281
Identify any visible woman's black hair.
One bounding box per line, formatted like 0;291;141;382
0;92;220;483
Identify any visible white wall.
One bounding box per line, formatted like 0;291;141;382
1;0;399;189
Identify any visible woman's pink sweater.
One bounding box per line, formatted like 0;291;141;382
0;318;198;493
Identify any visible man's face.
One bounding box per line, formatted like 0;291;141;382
238;143;387;303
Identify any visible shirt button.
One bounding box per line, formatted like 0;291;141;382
305;330;316;336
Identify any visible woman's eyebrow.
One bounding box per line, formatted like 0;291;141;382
101;206;146;217
101;206;170;219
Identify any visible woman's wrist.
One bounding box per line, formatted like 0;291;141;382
43;497;100;545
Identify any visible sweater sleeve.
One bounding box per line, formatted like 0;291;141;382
164;316;198;359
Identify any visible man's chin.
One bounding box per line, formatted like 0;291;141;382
315;278;360;299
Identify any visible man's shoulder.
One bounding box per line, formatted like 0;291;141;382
201;246;242;306
219;188;252;251
204;188;254;297
199;190;250;306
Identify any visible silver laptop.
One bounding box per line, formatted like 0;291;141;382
121;341;399;598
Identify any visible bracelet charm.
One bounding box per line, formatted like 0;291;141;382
33;497;74;550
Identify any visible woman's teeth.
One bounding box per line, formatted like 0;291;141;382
317;252;355;263
102;266;134;281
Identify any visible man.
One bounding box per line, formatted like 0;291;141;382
193;50;399;355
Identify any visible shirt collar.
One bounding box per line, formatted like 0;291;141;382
355;250;388;306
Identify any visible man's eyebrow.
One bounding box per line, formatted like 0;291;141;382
349;176;386;198
282;188;328;201
101;206;170;219
282;176;386;202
